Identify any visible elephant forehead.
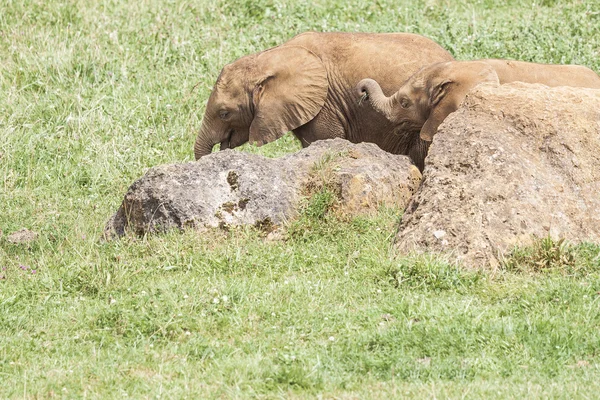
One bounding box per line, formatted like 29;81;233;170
213;86;243;103
217;56;255;85
397;84;424;102
211;76;246;106
408;73;427;90
215;72;244;92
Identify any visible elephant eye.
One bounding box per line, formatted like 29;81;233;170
400;98;411;109
219;110;230;120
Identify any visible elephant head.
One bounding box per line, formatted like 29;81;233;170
194;45;329;159
357;61;499;142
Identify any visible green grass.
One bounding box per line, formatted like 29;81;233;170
2;0;600;397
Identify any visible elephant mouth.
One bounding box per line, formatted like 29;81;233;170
398;119;424;133
220;129;234;150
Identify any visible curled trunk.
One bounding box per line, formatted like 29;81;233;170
356;78;397;121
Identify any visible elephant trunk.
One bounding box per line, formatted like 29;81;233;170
194;124;216;160
356;78;396;121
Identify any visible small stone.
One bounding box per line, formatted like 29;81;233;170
7;228;38;245
381;313;395;322
416;357;431;366
433;230;446;239
266;230;284;242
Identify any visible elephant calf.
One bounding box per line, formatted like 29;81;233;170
357;59;600;145
194;31;454;170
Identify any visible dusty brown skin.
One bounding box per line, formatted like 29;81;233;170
193;32;454;163
481;59;600;87
357;59;600;144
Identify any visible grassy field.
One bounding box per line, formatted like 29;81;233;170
2;0;600;397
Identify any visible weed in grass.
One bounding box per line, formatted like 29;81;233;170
384;257;483;293
503;236;579;274
304;189;336;221
288;151;349;239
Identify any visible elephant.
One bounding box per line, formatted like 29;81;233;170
193;31;454;167
481;59;600;88
357;59;600;146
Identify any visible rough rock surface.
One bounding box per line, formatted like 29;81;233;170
105;139;421;237
395;83;600;268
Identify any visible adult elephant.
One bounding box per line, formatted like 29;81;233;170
193;32;454;163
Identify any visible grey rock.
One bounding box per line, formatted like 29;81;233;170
395;83;600;268
105;139;421;238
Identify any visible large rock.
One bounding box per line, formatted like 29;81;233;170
396;83;600;268
105;139;421;237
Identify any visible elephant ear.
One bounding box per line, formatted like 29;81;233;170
420;79;456;142
420;62;500;142
249;46;328;146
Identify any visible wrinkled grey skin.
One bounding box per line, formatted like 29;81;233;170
194;31;453;170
